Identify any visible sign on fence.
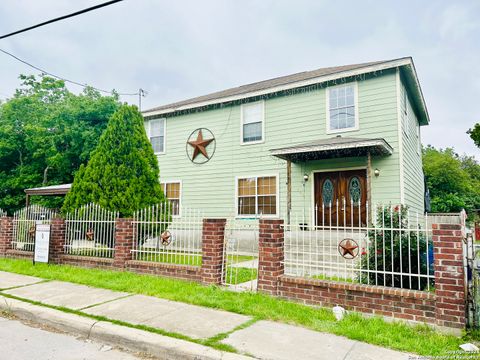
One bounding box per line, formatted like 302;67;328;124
34;223;51;264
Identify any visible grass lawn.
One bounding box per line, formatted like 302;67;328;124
225;267;257;284
132;252;256;270
134;252;202;266
0;258;476;356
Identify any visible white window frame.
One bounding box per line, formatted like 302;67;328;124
240;100;265;145
234;174;279;218
326;82;359;134
160;180;182;217
147;118;166;155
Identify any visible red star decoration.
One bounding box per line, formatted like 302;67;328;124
339;239;358;258
28;225;35;238
188;129;214;160
161;231;172;245
86;228;94;241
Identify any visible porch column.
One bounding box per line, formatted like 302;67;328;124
367;152;372;218
287;160;292;225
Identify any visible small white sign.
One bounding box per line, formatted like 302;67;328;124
34;223;51;263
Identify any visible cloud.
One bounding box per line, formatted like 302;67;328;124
0;0;478;157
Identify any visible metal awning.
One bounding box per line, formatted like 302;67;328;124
270;137;393;162
24;184;72;196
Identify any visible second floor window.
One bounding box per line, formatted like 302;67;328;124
148;119;165;154
327;84;358;132
241;101;264;144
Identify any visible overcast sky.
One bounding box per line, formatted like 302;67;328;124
0;0;478;158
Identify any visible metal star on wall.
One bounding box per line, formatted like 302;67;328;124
161;230;172;246
187;129;214;160
86;228;94;241
338;239;359;259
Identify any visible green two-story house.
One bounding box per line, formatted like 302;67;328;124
142;57;429;226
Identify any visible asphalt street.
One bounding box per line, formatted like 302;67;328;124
0;315;146;360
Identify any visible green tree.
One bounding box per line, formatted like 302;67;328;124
468;122;480;148
422;146;480;215
0;75;120;213
62;105;166;217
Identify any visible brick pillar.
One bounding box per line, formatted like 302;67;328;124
258;219;284;295
433;223;466;329
114;218;133;269
49;218;66;263
201;218;226;285
0;217;13;256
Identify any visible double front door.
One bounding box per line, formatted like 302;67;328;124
314;170;367;227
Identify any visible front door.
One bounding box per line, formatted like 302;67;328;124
314;170;367;227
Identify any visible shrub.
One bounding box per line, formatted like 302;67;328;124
62;105;167;217
358;205;434;290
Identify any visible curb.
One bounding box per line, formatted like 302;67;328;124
0;295;252;360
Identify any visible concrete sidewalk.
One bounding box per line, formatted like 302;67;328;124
0;271;411;360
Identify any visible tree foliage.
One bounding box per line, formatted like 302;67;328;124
0;75;120;213
468;122;480;148
62;105;165;217
423;146;480;215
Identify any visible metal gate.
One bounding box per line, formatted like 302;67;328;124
222;219;259;291
12;205;57;252
466;232;480;328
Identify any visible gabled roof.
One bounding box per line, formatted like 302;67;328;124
143;57;429;125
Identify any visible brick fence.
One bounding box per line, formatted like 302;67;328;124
0;215;467;330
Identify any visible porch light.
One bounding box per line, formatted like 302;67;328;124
374;168;380;177
303;174;309;182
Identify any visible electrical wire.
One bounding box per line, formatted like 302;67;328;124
0;48;139;96
0;0;124;40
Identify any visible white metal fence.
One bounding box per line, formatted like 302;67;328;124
284;201;434;291
65;203;118;258
132;205;203;266
222;218;259;291
12;205;57;252
0;208;6;217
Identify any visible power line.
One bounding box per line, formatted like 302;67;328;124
0;0;124;40
0;47;139;96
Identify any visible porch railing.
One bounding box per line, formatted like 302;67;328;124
284;201;434;291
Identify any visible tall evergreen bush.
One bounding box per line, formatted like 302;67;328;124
63;105;166;217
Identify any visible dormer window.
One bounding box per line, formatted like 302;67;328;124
326;83;358;133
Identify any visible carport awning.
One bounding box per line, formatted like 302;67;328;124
270;137;393;163
25;183;72;196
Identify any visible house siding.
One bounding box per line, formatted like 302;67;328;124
400;74;425;214
146;69;405;219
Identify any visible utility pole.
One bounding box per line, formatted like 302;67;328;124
138;88;147;111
